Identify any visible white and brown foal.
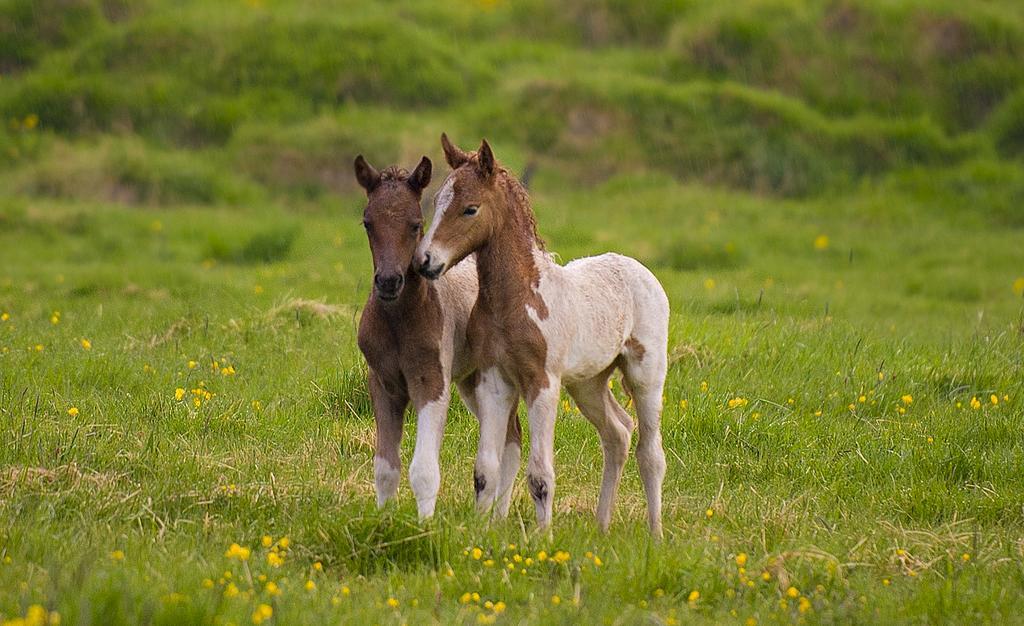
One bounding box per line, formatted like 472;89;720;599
354;155;520;519
416;135;669;535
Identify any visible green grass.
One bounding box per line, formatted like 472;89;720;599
1;0;1024;624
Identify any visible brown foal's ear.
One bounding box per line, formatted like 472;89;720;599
441;132;469;169
477;139;495;179
408;156;432;194
354;154;381;193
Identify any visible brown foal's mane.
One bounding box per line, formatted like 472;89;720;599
379;166;410;182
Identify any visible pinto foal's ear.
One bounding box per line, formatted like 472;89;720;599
354;155;381;194
477;139;495;179
407;156;432;193
441;132;469;169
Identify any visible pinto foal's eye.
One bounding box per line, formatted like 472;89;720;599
362;220;372;231
411;222;421;233
462;205;479;216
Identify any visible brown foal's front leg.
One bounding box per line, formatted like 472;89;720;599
369;369;408;508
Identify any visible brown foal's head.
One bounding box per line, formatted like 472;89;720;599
354;155;432;302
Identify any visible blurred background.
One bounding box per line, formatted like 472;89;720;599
1;0;1023;326
3;0;1023;206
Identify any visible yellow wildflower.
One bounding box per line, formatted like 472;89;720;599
687;590;700;605
313;561;323;571
552;550;570;564
970;396;981;410
80;338;91;350
305;580;315;591
251;604;272;624
786;586;800;598
110;550;125;561
551;595;561;605
990;394;999;405
25;605;48;626
735;552;747;567
493;601;506;613
813;234;829;250
705;508;714;519
261;535;273;548
267;551;284;567
471;547;483;560
225;543;250;561
901;394;913;405
798;596;812;613
223;582;239;598
201;579;214;589
537;550;547;562
278;537;290;549
265;581;280;596
68;407;79;417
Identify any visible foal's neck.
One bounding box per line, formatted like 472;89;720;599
380;267;429;321
475;184;548;316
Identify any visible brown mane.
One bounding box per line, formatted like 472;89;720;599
461;150;546;251
379;166;410;182
496;167;547;252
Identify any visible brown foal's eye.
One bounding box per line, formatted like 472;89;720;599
411;222;421;233
463;205;479;216
362;220;372;231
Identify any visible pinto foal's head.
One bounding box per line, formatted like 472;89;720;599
416;133;506;279
354;155;431;302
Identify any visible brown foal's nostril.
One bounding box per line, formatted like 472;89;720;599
375;273;404;298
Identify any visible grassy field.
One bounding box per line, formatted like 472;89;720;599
2;0;1024;624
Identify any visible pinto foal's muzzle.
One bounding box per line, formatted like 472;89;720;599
416;252;445;280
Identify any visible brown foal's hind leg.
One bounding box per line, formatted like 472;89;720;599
495;405;522;518
369;370;409;508
567;372;633;532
